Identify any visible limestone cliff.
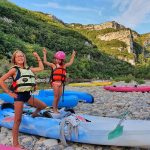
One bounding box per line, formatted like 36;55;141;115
70;21;141;65
84;21;125;30
97;29;134;53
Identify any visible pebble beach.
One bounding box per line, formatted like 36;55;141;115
0;81;150;150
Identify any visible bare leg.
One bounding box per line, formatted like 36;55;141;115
52;84;62;113
13;101;23;148
55;85;62;109
28;97;47;117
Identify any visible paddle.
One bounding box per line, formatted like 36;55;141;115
108;111;129;140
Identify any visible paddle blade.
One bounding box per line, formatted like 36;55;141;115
108;125;123;140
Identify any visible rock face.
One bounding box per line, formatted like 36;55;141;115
72;21;140;65
83;21;125;30
0;16;13;23
97;29;134;53
118;56;135;65
93;23;137;65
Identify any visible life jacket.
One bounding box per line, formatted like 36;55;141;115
10;66;36;92
50;64;67;83
50;64;67;102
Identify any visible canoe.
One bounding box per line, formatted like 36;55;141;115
39;90;94;103
0;93;78;108
68;81;112;87
0;104;150;147
104;85;150;92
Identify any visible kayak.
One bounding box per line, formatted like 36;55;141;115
0;103;150;147
0;93;78;108
91;81;112;86
68;81;112;87
104;85;150;92
0;144;21;150
39;90;94;103
68;82;96;87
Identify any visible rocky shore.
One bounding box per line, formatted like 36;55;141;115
0;81;150;150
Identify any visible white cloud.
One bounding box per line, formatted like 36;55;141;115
112;0;130;12
33;2;97;12
61;5;97;12
33;2;59;8
113;0;150;28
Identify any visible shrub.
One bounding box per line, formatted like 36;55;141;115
135;79;145;84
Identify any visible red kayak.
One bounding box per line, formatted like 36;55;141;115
104;85;150;92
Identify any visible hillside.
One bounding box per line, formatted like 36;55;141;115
68;22;150;79
69;22;143;64
135;33;150;54
0;0;149;79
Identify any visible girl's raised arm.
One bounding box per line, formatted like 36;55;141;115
30;52;44;72
64;50;76;67
43;48;55;68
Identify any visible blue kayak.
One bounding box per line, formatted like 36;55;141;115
39;89;94;103
0;93;78;108
0;104;150;147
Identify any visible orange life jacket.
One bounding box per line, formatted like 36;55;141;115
50;64;67;83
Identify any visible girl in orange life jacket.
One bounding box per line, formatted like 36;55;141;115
43;48;76;114
0;50;47;149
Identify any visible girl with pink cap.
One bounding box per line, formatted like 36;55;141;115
43;48;76;114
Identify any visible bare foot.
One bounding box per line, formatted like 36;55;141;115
53;109;60;114
31;113;41;118
13;144;26;149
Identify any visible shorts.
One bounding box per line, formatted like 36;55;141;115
14;91;31;103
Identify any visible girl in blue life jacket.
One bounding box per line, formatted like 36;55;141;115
0;50;47;149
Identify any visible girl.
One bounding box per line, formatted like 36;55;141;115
0;50;47;149
43;48;76;114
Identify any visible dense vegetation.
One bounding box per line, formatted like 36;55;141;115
68;26;134;59
0;0;149;80
69;25;150;79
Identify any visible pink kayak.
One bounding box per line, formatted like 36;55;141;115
104;85;150;92
0;144;23;150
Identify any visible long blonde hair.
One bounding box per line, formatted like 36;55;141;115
11;50;27;67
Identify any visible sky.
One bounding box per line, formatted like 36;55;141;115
8;0;150;34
